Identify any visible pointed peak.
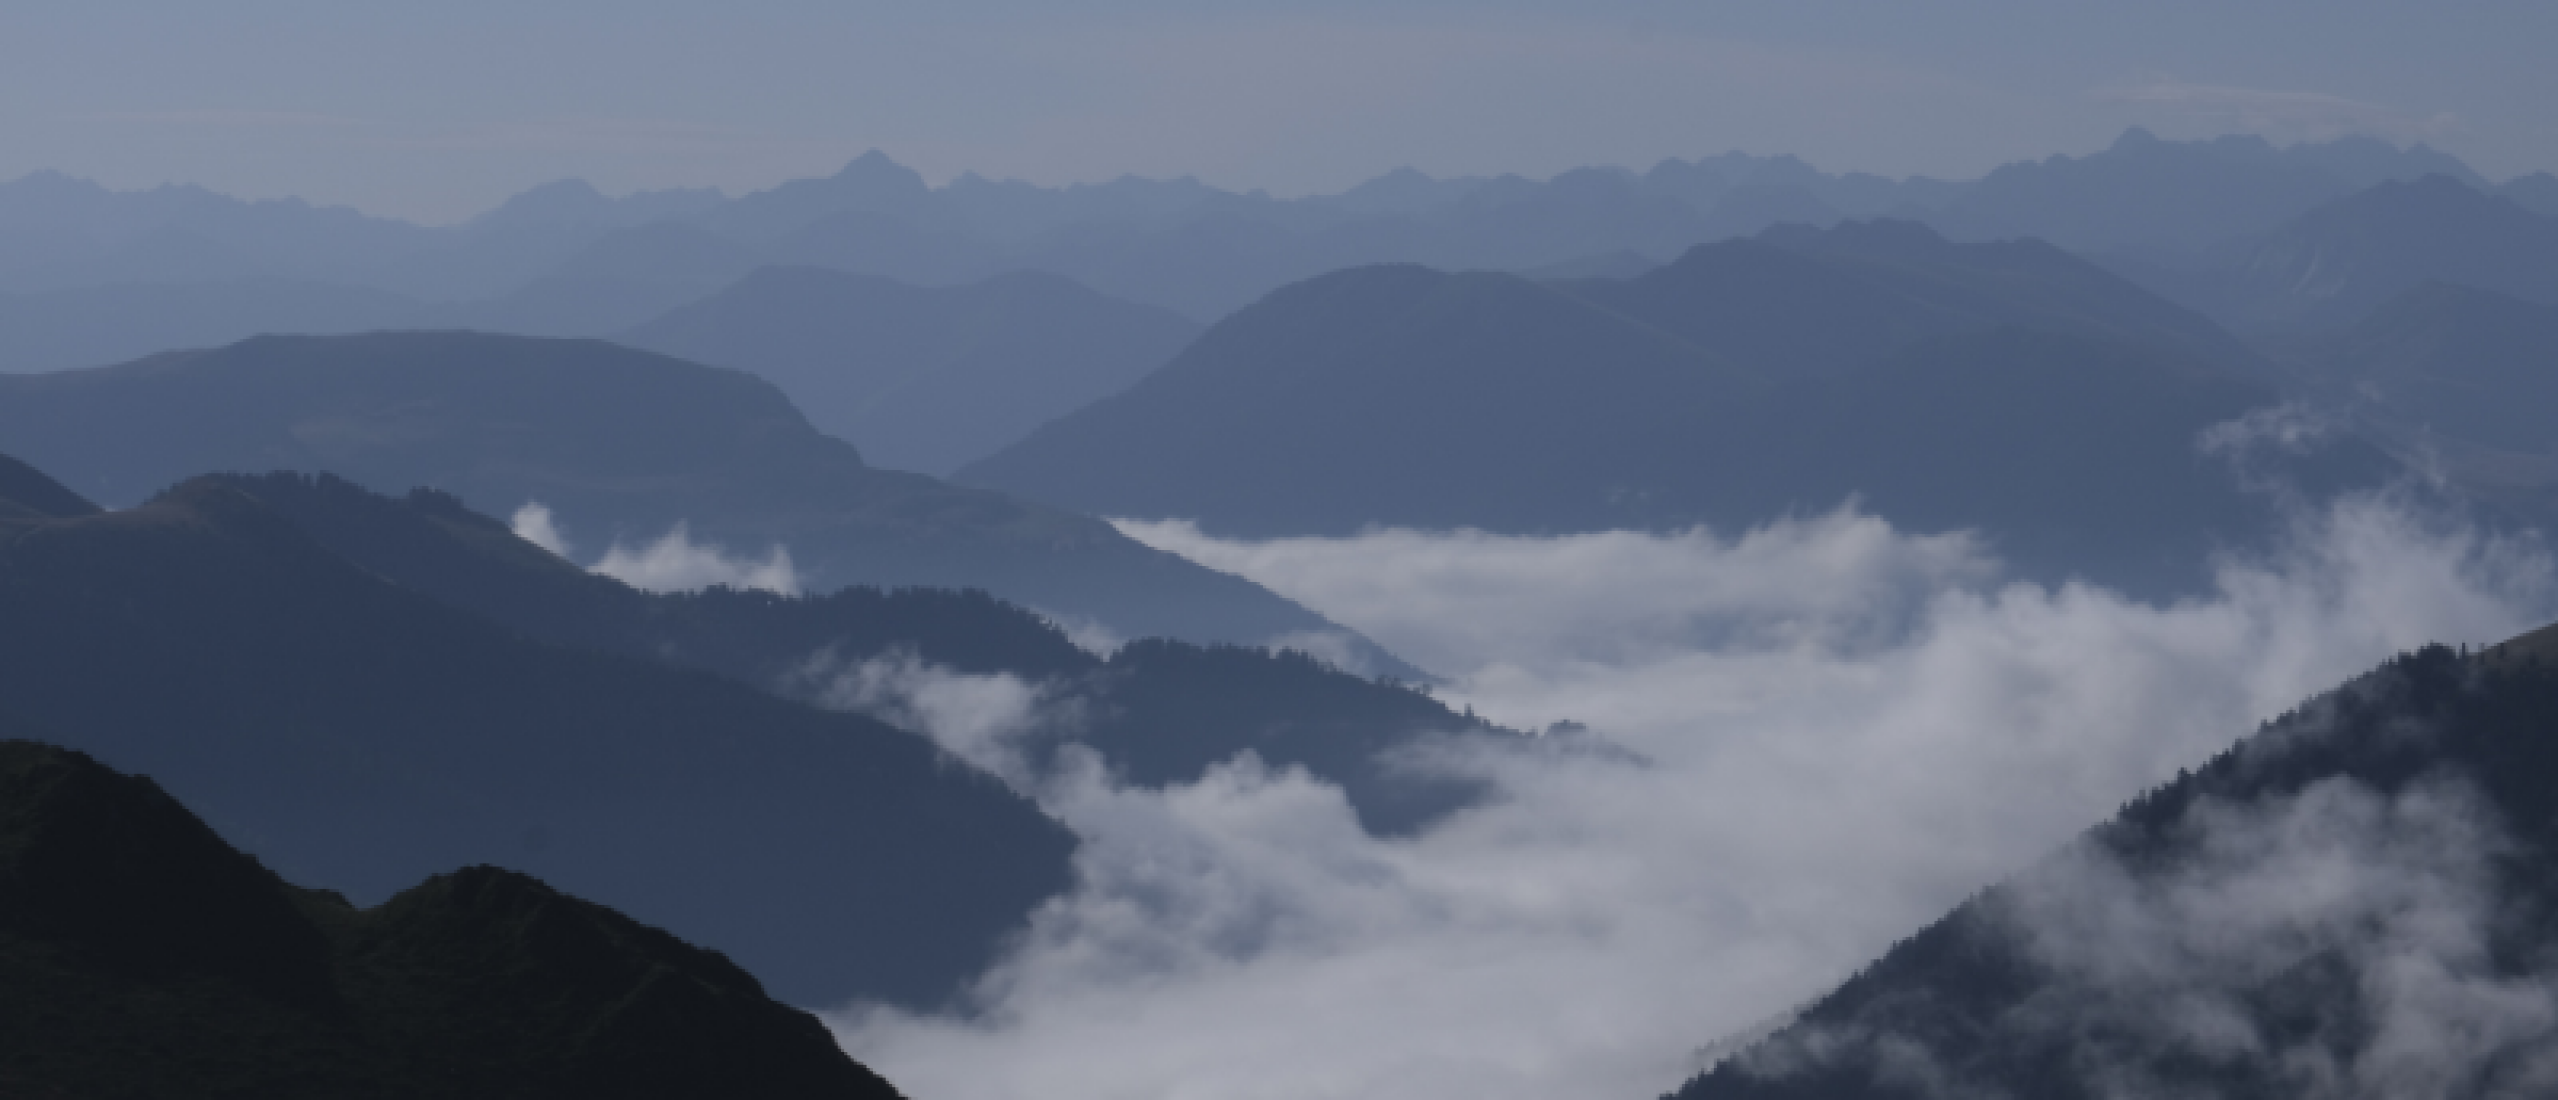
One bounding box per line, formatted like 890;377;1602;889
2109;125;2162;151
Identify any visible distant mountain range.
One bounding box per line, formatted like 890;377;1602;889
961;220;2401;596
2281;282;2558;529
0;740;896;1098
0;330;1407;666
1669;624;2558;1100
2117;174;2558;334
620;266;1200;475
0;129;2523;373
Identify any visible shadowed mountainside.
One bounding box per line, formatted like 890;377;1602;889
0;330;1409;669
620;266;1200;475
2283;281;2558;530
1670;625;2558;1100
0;740;900;1099
962;221;2401;597
212;469;1511;835
2204;175;2558;333
0;463;1073;1009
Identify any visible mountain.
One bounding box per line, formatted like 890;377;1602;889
422;221;769;337
1669;626;2558;1100
0;740;897;1098
1562;218;2270;380
0;134;2494;341
0;170;431;294
0;451;104;521
0;330;1406;665
0;464;1074;1008
2287;282;2558;526
0;277;419;373
2507;172;2558;219
2210;175;2558;332
210;469;1508;834
963;221;2390;595
2305;281;2558;455
350;179;729;305
974;261;1751;534
620;267;1201;475
1924;128;2490;259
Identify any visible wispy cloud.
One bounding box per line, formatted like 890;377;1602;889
509;502;801;596
833;494;2555;1100
2102;74;2463;145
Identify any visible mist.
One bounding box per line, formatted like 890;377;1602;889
816;494;2554;1100
509;501;802;595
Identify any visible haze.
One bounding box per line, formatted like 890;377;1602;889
7;1;2554;222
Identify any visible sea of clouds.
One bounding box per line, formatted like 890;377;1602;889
797;491;2555;1100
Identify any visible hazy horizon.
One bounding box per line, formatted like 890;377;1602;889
10;1;2556;223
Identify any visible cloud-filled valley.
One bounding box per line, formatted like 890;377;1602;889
806;494;2555;1100
5;42;2558;1094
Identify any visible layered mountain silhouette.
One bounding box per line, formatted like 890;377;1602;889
0;460;1072;1008
0;277;418;373
214;469;1510;834
1670;623;2558;1100
2204;175;2558;332
963;221;2399;595
621;266;1200;474
1927;127;2489;259
0;130;2501;341
0;740;899;1098
0;330;1406;665
2287;282;2558;527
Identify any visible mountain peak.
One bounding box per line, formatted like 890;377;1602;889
2109;125;2163;150
833;149;929;194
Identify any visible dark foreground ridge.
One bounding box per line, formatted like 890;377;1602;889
0;456;1076;1010
1671;624;2558;1100
0;740;899;1099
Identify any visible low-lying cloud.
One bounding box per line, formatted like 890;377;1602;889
510;502;801;595
824;496;2552;1100
1741;775;2558;1098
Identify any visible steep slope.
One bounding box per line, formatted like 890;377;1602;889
620;267;1200;475
1565;218;2270;380
0;474;1074;1008
1670;629;2558;1100
2216;175;2558;331
2289;282;2558;528
0;451;98;521
0;740;897;1099
964;225;2393;595
967;263;1757;535
2306;281;2558;455
0;330;1398;662
208;470;1508;835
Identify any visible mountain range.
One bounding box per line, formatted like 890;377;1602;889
620;266;1200;475
1670;624;2558;1100
216;468;1509;836
0;129;2522;375
0;330;1408;666
2117;174;2558;334
961;219;2401;596
0;453;1073;1008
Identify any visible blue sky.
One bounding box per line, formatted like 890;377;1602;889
6;1;2552;222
